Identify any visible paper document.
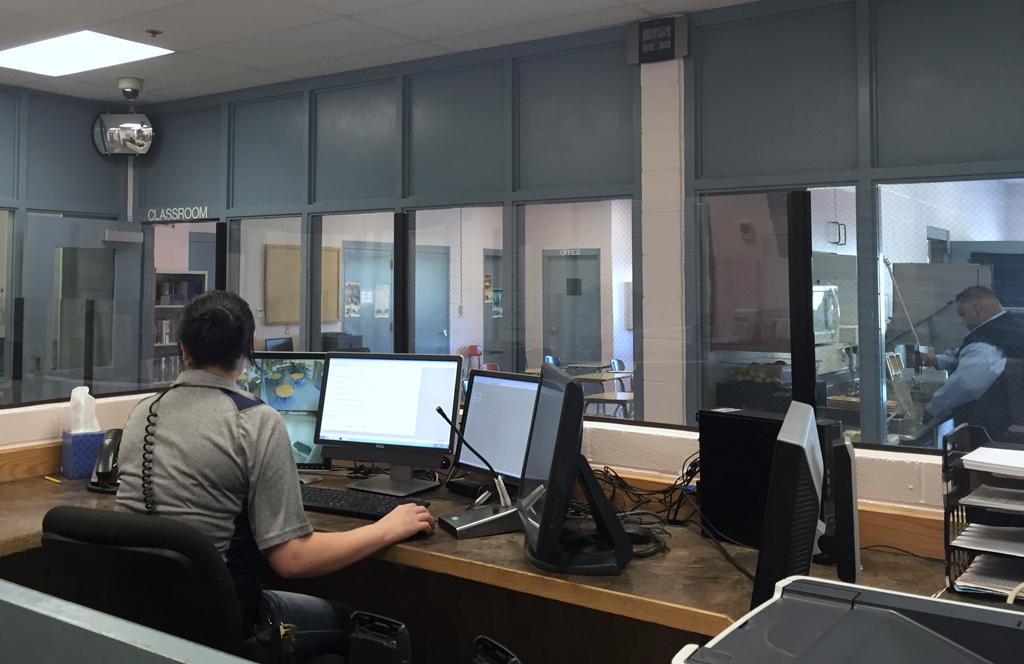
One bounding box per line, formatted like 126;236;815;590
960;485;1024;514
952;523;1024;557
961;447;1024;479
953;554;1024;600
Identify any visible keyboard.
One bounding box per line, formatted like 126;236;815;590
300;484;426;520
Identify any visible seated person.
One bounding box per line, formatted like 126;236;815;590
116;291;436;661
922;286;1024;440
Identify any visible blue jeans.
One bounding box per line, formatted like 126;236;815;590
260;590;351;662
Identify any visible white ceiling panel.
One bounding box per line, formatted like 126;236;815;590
297;0;428;17
23;76;120;100
631;0;754;14
277;41;449;79
0;68;44;88
71;52;255;92
356;0;625;41
94;0;338;51
0;0;192;27
194;17;413;69
153;69;295;100
432;5;647;53
0;10;74;51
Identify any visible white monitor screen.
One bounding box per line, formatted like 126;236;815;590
458;374;539;479
317;356;460;451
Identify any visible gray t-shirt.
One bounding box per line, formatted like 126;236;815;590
117;369;313;598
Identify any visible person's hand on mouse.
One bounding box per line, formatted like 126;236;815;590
375;503;436;543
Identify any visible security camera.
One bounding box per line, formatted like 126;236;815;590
118;77;143;101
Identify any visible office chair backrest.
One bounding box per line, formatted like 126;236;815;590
41;506;245;656
609;358;625;371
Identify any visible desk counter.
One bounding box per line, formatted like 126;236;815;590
0;475;948;638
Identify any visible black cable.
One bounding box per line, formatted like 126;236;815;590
679;494;756;582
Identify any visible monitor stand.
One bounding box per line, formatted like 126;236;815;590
524;455;632;576
348;465;440;497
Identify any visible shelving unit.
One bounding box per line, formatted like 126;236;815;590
943;424;1024;602
151;271;207;384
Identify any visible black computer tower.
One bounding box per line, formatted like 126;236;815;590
696;409;841;549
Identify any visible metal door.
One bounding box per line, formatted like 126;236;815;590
542;249;601;364
414;245;451;354
341;242;394;353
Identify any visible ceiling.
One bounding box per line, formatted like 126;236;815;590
0;0;753;104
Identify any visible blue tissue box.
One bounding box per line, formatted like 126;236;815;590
62;431;105;479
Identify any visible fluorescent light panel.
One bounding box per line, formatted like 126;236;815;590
0;31;172;77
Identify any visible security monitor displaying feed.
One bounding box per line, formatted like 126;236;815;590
238;353;328;469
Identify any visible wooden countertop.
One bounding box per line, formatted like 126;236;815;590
0;475;948;637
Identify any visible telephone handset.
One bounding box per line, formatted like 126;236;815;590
87;428;123;494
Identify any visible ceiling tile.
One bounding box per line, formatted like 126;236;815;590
22;77;114;101
277;41;449;79
0;10;73;51
432;5;646;53
93;0;338;51
0;68;44;88
630;0;756;14
357;0;624;41
298;0;427;16
194;17;413;69
153;70;295;101
0;1;192;27
70;52;255;92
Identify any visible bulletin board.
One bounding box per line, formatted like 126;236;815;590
264;245;340;324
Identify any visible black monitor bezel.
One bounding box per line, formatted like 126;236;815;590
247;351;329;470
455;369;540;483
264;337;294;352
313;352;464;468
516;364;585;562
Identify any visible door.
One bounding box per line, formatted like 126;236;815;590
342;242;393;352
483;249;503;367
188;231;217;278
414;245;451;354
542;249;601;364
18;213;142;402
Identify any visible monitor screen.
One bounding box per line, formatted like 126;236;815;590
457;372;539;480
237;353;326;467
316;355;461;453
518;365;577;551
265;337;294;352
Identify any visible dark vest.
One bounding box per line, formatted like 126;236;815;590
952;312;1024;439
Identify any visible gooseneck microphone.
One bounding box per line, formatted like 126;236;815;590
435;406;512;507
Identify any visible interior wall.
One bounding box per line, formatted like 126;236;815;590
236;218;304;348
153;222;219;273
413;207;504;358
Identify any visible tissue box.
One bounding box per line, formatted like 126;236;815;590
61;431;105;479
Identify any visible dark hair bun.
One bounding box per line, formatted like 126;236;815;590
178;292;255;371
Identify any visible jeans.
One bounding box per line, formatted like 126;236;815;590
260;590;352;663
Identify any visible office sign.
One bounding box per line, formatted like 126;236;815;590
559;249;582;256
145;205;210;222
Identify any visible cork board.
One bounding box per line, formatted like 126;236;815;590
264;245;340;324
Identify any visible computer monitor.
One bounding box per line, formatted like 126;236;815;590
517;364;630;575
456;370;539;483
751;401;825;609
237;352;329;470
265;337;294;352
314;353;462;497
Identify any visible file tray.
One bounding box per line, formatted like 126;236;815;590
676;578;1024;664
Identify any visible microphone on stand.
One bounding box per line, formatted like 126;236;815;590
435;406;521;539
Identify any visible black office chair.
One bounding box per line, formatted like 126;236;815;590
40;506;342;663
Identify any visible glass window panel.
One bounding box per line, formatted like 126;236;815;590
703;192;793;415
230;217;305;352
412;207;504;363
0;210;11;404
811;187;860;436
523;200;635;419
150;221;221;386
321;212;394;354
877;178;1024;447
16;213;142;403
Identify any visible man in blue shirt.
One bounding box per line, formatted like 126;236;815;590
922;286;1024;439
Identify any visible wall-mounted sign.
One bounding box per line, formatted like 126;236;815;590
145;206;210;222
627;16;688;64
559;249;582;256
